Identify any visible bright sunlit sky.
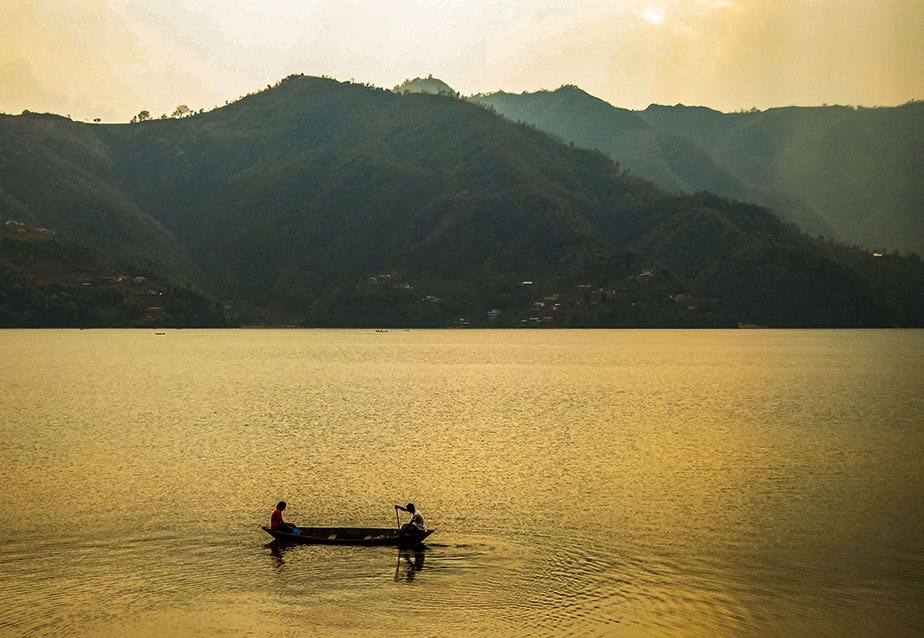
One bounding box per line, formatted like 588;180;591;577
2;0;922;122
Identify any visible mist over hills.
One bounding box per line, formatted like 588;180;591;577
1;75;922;327
474;86;923;253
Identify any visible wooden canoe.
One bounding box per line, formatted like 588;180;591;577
261;526;433;546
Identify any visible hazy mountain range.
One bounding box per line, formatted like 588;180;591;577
473;85;923;254
1;75;922;327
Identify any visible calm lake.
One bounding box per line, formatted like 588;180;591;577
0;329;922;636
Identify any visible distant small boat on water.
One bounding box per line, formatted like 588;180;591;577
262;526;433;546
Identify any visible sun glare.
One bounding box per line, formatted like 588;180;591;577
642;5;666;25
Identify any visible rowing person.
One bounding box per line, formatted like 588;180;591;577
270;501;299;534
395;502;425;534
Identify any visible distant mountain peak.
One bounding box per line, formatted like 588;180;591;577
553;84;587;94
394;75;456;96
643;103;722;113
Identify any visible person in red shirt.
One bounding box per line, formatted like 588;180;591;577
270;501;296;532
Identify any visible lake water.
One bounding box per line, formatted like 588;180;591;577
0;329;922;636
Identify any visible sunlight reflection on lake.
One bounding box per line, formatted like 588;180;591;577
0;329;922;636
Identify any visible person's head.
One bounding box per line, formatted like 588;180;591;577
406;503;415;513
276;501;287;511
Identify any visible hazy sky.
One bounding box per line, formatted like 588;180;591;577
2;0;922;122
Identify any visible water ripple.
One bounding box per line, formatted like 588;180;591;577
1;329;922;636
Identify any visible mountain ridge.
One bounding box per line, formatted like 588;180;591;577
474;85;923;252
1;75;922;327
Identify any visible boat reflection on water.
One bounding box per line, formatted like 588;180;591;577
266;540;288;569
395;547;426;582
264;539;428;583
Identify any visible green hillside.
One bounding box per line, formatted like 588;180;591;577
0;112;203;279
0;112;223;326
475;87;923;252
2;76;922;327
640;102;924;252
0;218;224;327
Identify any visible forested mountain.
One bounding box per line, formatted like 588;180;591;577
474;86;923;253
1;76;922;327
0;113;221;326
0;113;201;279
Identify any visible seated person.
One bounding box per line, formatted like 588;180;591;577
270;501;297;532
396;502;425;533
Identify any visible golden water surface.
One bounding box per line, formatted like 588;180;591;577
1;329;922;636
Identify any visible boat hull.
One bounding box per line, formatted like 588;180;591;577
261;526;433;546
